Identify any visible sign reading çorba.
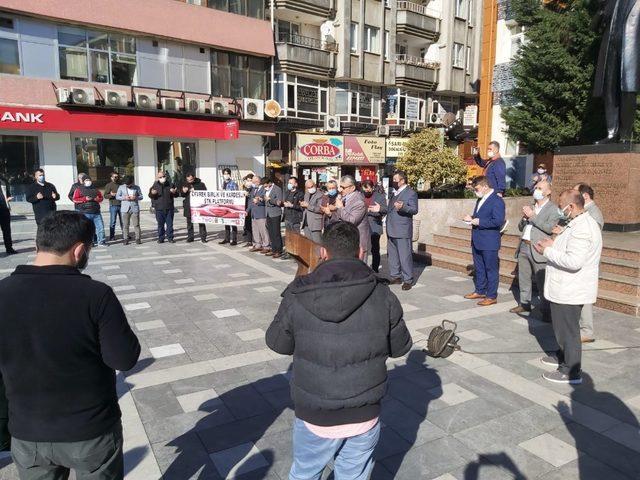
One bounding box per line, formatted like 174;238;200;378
296;134;343;164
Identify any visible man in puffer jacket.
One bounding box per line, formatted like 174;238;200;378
266;221;412;480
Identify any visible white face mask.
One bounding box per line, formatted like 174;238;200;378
537;168;546;175
307;187;317;194
474;190;484;198
487;150;496;158
223;174;231;180
533;189;545;201
159;178;166;184
84;180;92;187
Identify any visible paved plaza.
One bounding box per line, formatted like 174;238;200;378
1;213;640;480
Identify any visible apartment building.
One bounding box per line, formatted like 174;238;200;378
268;0;482;183
0;0;274;207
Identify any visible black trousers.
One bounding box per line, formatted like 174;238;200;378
186;217;207;241
224;225;237;242
0;209;12;252
0;378;9;450
244;214;252;237
266;216;283;254
371;232;381;273
550;302;583;378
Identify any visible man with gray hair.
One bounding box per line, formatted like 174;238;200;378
300;179;324;244
335;175;370;259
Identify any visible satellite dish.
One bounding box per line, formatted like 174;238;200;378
264;99;282;118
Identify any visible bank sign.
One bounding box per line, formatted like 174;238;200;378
297;134;343;164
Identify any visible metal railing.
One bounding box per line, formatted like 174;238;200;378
276;32;338;51
396;1;440;18
395;54;440;69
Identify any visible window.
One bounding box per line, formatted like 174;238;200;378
468;0;475;24
0;135;39;201
364;25;380;54
276;74;328;119
58;27;136;85
466;46;472;72
350;23;358;53
335;83;381;122
207;0;264;19
0;38;20;75
384;31;390;60
452;43;465;68
455;0;466;19
156;141;197;185
74;138;134;188
0;16;15;30
211;50;267;99
276;20;300;43
386;88;426;124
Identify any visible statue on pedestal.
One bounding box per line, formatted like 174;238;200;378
593;0;639;143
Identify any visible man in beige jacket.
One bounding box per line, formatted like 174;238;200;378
534;190;602;384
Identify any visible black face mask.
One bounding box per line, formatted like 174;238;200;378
76;249;89;270
392;181;399;190
364;191;373;198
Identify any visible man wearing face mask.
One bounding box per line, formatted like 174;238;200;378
116;176;143;245
534;190;602;384
249;176;270;252
242;174;255;246
529;163;552;191
26;168;59;225
220;168;239;246
180;173;208;244
335;175;370;261
283;177;304;234
362;180;388;273
104;172;123;242
320;180;340;226
149;171;178;244
473;141;506;197
67;172;88;209
463;176;506;305
264;178;284;258
300;179;324;244
72;175;107;247
510;180;560;319
0;211;140;478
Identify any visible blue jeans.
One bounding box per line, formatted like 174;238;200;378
289;418;380;480
84;213;106;245
155;208;174;241
109;205;122;239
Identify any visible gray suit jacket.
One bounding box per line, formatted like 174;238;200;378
516;200;560;263
337;191;370;251
386;186;419;239
251;186;267;220
115;185;143;213
585;201;604;230
301;190;324;231
265;185;283;218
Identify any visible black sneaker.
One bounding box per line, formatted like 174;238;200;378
543;370;582;384
540;356;559;367
5;248;17;255
136;239;142;245
124;239;129;246
168;239;176;244
201;238;208;243
219;239;230;245
186;238;194;243
158;239;165;244
230;241;237;246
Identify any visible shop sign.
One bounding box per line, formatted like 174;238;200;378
386;138;410;158
296;134;343;164
406;98;419;120
344;136;385;164
1;111;44;123
463;105;478;127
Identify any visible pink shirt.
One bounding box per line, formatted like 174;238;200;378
304;417;379;439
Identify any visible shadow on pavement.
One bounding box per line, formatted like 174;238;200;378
463;452;526;479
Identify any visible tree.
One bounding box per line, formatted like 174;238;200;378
395;129;467;193
502;0;600;153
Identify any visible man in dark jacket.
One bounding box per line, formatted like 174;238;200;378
283;176;304;233
362;180;388;273
473;141;506;196
0;211;140;479
0;175;16;255
103;172;123;241
266;221;412;479
220;168;239;246
181;173;207;243
72;175;106;247
149;171;178;243
67;172;87;209
26;168;59;225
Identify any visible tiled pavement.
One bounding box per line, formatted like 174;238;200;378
1;213;640;480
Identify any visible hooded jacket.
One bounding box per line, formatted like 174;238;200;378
266;258;412;426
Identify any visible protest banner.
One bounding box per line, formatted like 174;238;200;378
190;190;246;226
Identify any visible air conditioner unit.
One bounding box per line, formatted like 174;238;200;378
104;90;127;107
377;125;390;136
324;115;341;133
211;99;229;115
56;87;70;103
242;98;264;120
71;87;95;105
135;93;157;109
427;112;444;125
405;120;417;131
186;98;206;114
162;97;181;111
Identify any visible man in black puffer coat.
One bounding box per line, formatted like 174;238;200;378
180;173;207;243
266;221;412;479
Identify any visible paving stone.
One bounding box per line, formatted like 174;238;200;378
154;260;171;265
457;329;495;342
150;344;186;359
175;278;196;284
177;388;222;413
125;302;151;311
583;339;627;355
194;293;220;301
403;304;420;312
518;433;580;467
136;320;166;331
235;329;265;342
229;273;250;278
113;285;136;292
163;269;183;274
107;274;128;280
102;265;120;270
209;442;269;479
212;309;240;319
432;383;478;406
445;277;469;283
254;286;277;293
442;295;471;303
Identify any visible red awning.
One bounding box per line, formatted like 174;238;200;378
0;106;239;140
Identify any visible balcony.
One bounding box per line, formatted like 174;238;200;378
395;55;439;90
275;32;336;77
274;0;332;18
396;1;440;42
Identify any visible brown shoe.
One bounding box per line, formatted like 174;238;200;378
464;292;486;300
264;250;273;256
509;305;531;314
581;336;596;343
402;282;413;291
249;247;261;252
389;277;403;285
272;253;282;259
478;298;497;306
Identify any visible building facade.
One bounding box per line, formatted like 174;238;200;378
0;0;275;208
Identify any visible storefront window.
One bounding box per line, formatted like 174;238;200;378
156;141;197;185
336;83;380;123
276;74;328;119
0;135;39;201
211;50;267;99
58;26;136;85
75;137;134;188
0;38;20;75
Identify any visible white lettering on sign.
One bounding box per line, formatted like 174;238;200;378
0;112;44;124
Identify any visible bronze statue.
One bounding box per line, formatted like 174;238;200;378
593;0;639;143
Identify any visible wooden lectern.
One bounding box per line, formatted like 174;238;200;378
285;230;323;277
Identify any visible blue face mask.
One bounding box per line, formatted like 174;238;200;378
37;175;45;183
327;189;338;197
558;205;570;221
287;184;294;191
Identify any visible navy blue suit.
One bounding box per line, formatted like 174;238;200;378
474;155;506;195
470;191;505;299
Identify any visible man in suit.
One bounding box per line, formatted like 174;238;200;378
473;141;506;196
335;175;370;261
510;180;560;319
300;179;324;244
220;168;238;246
463;176;506;306
26;168;59;226
116;176;143;245
386;171;419;290
0;175;16;255
264;178;284;258
573;183;604;343
249;176;270;253
363;181;388;273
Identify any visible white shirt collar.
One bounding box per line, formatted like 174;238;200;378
395;185;408;195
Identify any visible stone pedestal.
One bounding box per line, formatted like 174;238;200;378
553;144;640;232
